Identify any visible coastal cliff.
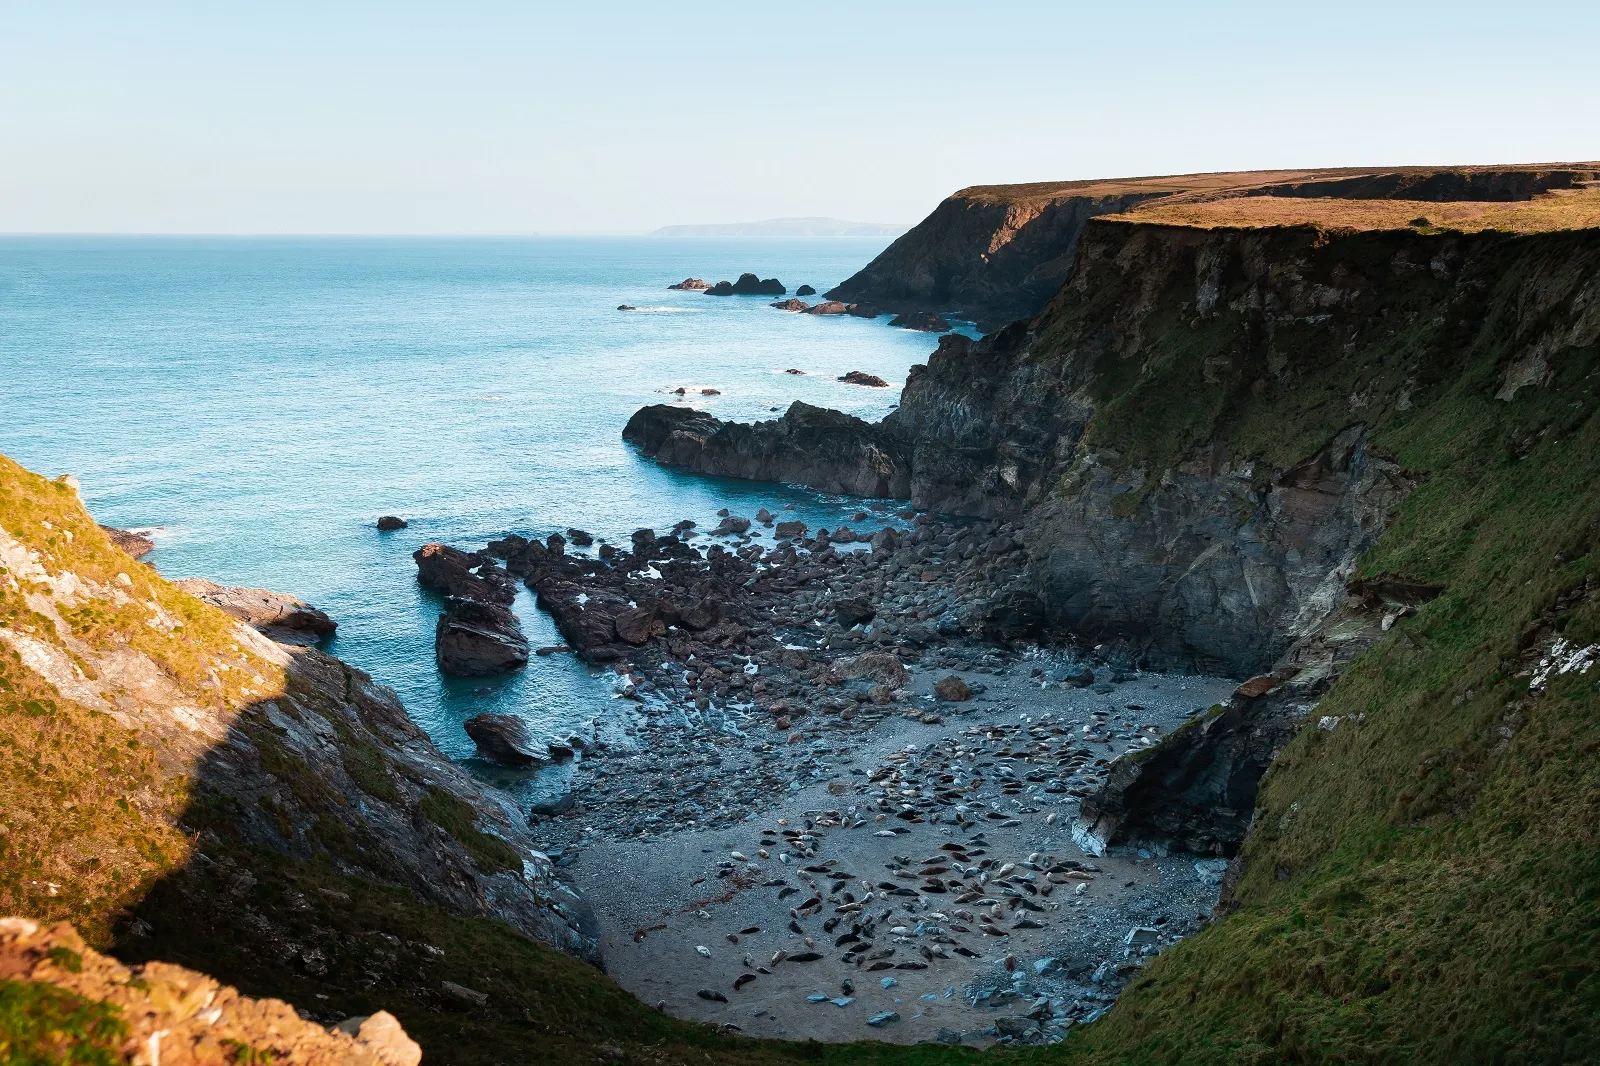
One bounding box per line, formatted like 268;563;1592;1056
627;180;1600;1061
826;164;1599;329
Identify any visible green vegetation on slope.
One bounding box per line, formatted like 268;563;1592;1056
0;980;128;1066
1037;228;1600;1063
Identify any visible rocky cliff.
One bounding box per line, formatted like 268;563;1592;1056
826;164;1599;329
628;185;1600;1060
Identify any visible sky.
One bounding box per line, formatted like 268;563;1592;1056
2;1;1597;235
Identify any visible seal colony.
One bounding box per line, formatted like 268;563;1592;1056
415;508;1237;1044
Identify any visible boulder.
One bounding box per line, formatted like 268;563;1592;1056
414;542;517;604
846;303;882;318
834;595;877;627
712;515;751;536
617;304;638;311
376;515;408;531
668;278;711;290
705;273;786;296
934;675;973;702
804;301;851;315
173;578;337;643
796;284;816;296
831;652;909;688
435;597;529;675
100;525;154;559
464;713;546;767
775;520;808;539
838;370;890;387
889;311;952;332
613;604;665;645
529;791;577;818
771;298;810;311
565;528;594;546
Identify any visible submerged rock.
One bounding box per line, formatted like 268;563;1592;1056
376;515;408;531
838;370;890;387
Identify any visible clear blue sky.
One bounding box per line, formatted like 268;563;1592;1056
3;1;1596;234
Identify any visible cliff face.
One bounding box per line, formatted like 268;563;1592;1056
824;189;1162;328
825;164;1600;329
0;457;594;962
628;192;1600;1060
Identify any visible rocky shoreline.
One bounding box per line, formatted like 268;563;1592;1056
417;504;1244;1044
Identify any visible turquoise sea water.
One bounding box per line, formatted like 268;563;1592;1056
0;236;946;793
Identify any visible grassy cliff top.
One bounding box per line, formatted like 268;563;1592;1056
1109;187;1600;234
952;163;1600;212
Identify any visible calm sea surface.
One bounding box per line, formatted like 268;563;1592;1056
0;236;951;796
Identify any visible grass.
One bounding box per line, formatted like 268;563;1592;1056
0;980;128;1066
1112;189;1600;235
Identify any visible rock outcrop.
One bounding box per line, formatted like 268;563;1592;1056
838;370;889;387
464;712;546;767
705;273;785;296
667;277;710;290
436;595;531;675
413;542;517;603
889;311;952;332
622;402;910;498
0;918;422;1066
172;577;338;645
99;524;154;558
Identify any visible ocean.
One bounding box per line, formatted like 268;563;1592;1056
0;235;952;798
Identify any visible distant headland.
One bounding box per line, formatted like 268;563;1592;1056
648;216;909;238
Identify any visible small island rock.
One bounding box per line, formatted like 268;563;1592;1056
668;278;711;290
838;370;890;387
889;311;953;332
706;273;786;296
796;284;816;296
376;515;408;531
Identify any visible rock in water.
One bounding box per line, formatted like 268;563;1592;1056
668;277;711;290
100;524;154;558
796;284;816;296
705;273;786;296
173;578;337;643
376;515;408;531
838;370;890;387
464;713;545;766
889;311;952;332
435;596;530;675
771;298;811;311
413;542;517;604
804;301;851;315
846;303;881;318
934;675;973;702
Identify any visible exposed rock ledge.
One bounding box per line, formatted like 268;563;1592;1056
172;577;337;645
623;402;911;498
0;918;421;1066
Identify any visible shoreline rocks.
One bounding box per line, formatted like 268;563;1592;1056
464;712;547;766
173;577;337;644
889;311;952;332
100;524;154;559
